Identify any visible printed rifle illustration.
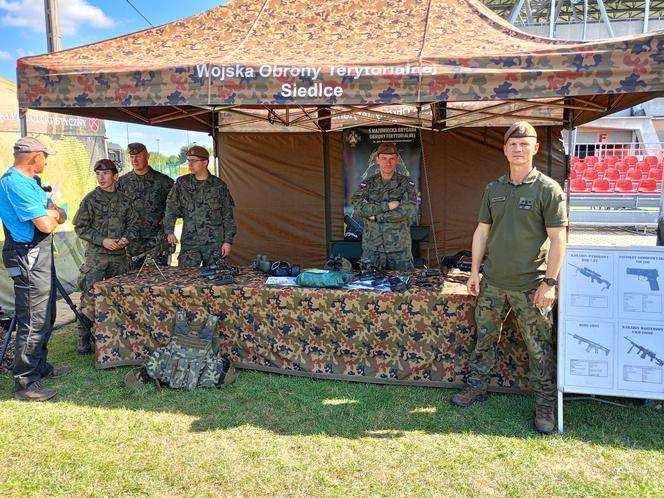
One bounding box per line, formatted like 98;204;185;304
626;268;660;291
568;333;610;355
624;337;664;367
569;264;611;290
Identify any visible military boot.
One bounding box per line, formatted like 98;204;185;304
535;404;555;434
450;385;488;407
77;329;92;355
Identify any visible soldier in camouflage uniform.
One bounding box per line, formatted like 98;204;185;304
164;145;236;267
117;142;173;268
450;121;568;435
73;159;138;354
351;142;417;271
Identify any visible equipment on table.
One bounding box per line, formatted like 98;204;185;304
251;254;273;274
132;235;175;279
388;276;411;292
270;261;301;277
201;259;240;285
324;255;353;273
440;250;484;276
295;269;352;288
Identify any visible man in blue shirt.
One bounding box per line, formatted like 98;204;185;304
0;136;71;401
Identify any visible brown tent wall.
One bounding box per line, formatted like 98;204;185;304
219;127;565;267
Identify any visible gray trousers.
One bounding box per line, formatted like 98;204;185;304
2;234;56;390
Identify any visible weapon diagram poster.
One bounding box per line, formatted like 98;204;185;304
560;246;664;398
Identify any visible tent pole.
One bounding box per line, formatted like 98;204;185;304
508;0;526;24
563;98;575;229
212;110;220;177
319;107;332;252
644;0;651;33
549;0;556;38
596;0;615;38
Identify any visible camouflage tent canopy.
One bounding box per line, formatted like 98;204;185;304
15;0;664;133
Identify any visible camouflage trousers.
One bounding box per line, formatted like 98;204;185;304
362;249;414;272
178;245;222;268
79;253;128;321
467;280;556;407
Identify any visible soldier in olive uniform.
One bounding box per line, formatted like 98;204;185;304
163;145;236;267
351;142;417;271
73;159;138;354
117;142;173;268
450;121;567;435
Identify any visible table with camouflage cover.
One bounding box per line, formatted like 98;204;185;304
93;267;532;391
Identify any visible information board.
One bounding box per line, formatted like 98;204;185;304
557;245;664;431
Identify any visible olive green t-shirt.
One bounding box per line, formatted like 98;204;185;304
478;168;567;290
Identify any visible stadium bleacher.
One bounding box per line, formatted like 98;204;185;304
568;153;663;194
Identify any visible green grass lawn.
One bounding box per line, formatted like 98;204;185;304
1;324;663;497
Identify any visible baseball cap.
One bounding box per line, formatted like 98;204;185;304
186;145;210;160
504;121;537;143
376;142;399;155
128;142;147;155
94;159;118;173
13;136;55;155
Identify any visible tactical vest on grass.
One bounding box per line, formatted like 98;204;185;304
145;311;236;390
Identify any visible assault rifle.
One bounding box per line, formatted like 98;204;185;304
0;277;94;367
131;235;175;278
0;306;17;368
625;337;664;367
569;264;611;291
440;250;485;276
568;333;609;356
200;258;240;285
55;277;94;342
626;268;660;291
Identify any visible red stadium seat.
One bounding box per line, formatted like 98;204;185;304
571;156;581;164
614;178;636;193
648;169;663;181
582;169;599;181
591;178;611;193
573;162;587;174
570;178;589;193
594;162;607;176
615;162;628;174
626;168;642;181
625;156;638;166
644;155;659;166
585;156;599;165
604;155;618;165
604;168;620;181
638;179;661;194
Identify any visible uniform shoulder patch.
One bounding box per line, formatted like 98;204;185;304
359;182;367;189
408;180;416;187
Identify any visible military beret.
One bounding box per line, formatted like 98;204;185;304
14;136;55;155
94;159;118;173
504;121;537;143
186;145;210;160
376;142;399;155
127;142;146;155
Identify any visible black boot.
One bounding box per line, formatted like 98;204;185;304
77;329;92;355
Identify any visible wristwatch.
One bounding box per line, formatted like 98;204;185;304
542;277;558;287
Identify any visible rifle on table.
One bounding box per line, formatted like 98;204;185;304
625;337;664;367
131;235;175;278
200;258;240;285
569;264;611;291
568;333;610;356
626;268;660;291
